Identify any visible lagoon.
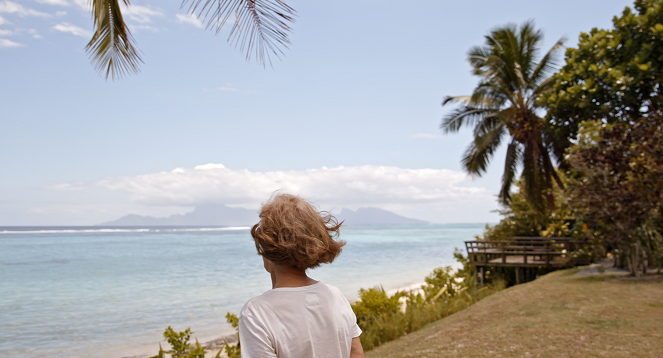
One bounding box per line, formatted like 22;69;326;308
0;224;485;357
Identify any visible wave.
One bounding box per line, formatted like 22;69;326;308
0;227;251;235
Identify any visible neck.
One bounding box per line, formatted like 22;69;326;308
270;264;318;289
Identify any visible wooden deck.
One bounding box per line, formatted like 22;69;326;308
465;237;585;284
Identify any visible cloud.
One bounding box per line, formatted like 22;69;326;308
55;11;66;16
121;4;162;23
72;0;88;10
0;37;21;47
176;13;203;28
0;15;6;24
54;164;491;213
28;28;41;38
410;133;440;139
0;28;11;35
53;22;91;37
37;0;69;6
0;1;50;17
217;83;238;91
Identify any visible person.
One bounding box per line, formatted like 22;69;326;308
238;193;364;358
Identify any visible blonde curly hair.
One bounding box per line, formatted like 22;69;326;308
250;193;345;270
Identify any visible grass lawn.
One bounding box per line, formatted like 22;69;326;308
366;269;663;358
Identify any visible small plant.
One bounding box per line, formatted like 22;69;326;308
224;313;241;358
151;313;241;358
150;326;215;358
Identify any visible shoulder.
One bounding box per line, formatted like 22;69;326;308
321;282;346;297
239;294;270;319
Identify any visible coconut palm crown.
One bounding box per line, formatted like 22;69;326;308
86;0;295;79
442;21;565;211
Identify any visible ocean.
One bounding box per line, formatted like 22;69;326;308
0;224;486;357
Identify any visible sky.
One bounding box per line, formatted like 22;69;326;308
0;0;634;225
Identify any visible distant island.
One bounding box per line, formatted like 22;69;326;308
98;204;428;226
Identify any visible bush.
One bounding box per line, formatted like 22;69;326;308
352;251;505;351
150;313;239;358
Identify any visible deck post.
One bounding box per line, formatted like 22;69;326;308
516;267;521;285
480;267;485;286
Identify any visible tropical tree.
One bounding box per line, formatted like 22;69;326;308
441;21;565;211
86;0;296;79
542;0;663;162
566;114;663;275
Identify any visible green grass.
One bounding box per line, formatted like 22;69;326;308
367;269;663;358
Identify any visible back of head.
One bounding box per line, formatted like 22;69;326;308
251;193;345;270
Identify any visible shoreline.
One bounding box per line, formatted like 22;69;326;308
120;279;433;358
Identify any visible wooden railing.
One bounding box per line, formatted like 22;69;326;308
464;237;584;268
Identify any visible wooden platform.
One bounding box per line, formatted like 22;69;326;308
480;255;569;267
465;237;585;284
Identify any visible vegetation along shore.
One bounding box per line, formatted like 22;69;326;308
143;0;663;356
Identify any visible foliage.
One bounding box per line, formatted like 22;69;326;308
224;313;241;358
151;314;240;358
86;0;296;79
352;252;504;351
441;20;565;211
566;115;663;275
542;0;663;159
482;176;577;240
351;287;404;328
150;327;214;358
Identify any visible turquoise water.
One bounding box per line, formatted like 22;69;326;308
0;224;485;357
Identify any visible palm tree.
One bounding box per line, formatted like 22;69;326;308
86;0;295;79
441;21;565;212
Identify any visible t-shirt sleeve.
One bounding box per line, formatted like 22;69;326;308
349;308;362;338
336;288;362;338
238;303;277;358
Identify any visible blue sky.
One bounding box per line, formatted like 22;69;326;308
1;0;633;225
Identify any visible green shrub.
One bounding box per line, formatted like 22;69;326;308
150;327;211;358
150;313;240;358
352;251;505;351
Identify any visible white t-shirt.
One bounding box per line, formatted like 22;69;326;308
238;282;362;358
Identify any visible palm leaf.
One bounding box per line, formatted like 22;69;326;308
529;38;565;90
181;0;295;65
461;122;506;175
441;105;493;133
498;139;521;204
85;0;142;80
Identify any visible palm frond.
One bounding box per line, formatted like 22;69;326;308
498;140;521;205
85;0;142;80
461;122;506;175
520;142;548;211
473;107;513;137
181;0;295;65
530;38;565;90
537;138;565;190
441;106;493;133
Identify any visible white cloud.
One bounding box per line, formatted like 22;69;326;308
176;13;203;28
410;133;439;139
0;37;20;47
0;15;6;24
55;11;66;16
121;4;162;23
53;164;491;216
72;0;87;10
0;28;11;35
28;28;41;38
53;22;91;37
217;83;238;91
37;0;69;6
0;1;49;17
